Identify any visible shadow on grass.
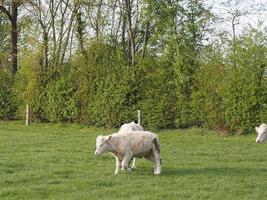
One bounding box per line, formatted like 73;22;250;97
161;167;267;177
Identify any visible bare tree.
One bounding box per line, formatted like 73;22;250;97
27;0;78;70
125;0;135;66
219;0;264;68
75;4;87;59
27;0;51;69
0;0;22;74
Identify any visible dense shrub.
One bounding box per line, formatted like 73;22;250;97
14;50;44;121
138;57;177;129
222;32;266;133
0;30;266;134
191;31;267;134
88;70;134;128
0;70;15;119
73;42;137;127
42;75;78;123
260;79;267;122
191;60;227;130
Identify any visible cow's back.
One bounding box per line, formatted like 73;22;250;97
259;123;267;132
127;131;159;157
118;122;144;134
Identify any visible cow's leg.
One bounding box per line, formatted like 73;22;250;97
145;151;155;162
131;158;136;169
152;146;161;175
145;151;157;172
121;151;133;172
114;157;121;175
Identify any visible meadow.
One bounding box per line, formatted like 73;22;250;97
0;121;267;200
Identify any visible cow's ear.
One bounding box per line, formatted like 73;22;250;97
255;127;259;132
107;135;112;141
96;135;103;140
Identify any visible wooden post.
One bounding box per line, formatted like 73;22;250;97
137;110;141;125
26;105;29;126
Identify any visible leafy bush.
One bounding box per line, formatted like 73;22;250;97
73;42;136;127
260;79;267;122
191;30;267;134
1;28;266;135
222;32;266;133
138;57;177;129
191;59;226;130
43;76;78;123
0;70;15;119
88;71;133;128
14;50;44;121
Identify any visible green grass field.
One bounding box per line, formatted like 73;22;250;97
0;122;267;200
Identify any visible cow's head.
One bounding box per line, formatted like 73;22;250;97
95;135;112;156
255;125;267;143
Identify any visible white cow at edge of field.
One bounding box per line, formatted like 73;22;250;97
118;121;144;169
95;131;161;175
255;123;267;143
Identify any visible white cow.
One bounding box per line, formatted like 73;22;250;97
95;131;161;175
118;121;144;134
118;121;144;168
255;123;267;143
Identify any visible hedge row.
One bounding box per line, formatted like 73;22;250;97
0;33;266;134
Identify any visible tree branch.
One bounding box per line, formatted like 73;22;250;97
0;5;12;22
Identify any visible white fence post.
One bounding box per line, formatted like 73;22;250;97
26;105;29;126
137;110;141;125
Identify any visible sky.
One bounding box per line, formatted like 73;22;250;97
205;0;267;35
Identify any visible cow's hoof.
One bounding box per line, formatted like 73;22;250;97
154;171;161;175
121;166;128;171
127;168;133;172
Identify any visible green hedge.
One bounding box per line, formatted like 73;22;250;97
0;70;15;119
1;31;266;134
42;76;78;123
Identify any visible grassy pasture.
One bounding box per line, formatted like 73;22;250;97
0;121;267;200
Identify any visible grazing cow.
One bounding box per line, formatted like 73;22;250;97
256;123;267;143
95;131;161;175
118;121;144;168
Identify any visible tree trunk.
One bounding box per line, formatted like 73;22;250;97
76;9;87;60
95;0;103;41
0;1;18;75
43;28;49;69
141;21;149;59
125;0;135;66
232;16;237;68
10;3;18;74
121;9;127;59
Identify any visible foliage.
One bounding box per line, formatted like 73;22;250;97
137;57;177;129
3;29;267;134
42;75;78;123
222;34;266;133
0;1;266;134
73;42;136;128
0;70;15;119
191;55;227;130
0;14;9;52
191;30;267;134
13;48;44;121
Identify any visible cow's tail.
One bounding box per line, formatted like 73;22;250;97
152;138;162;164
152;138;160;153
